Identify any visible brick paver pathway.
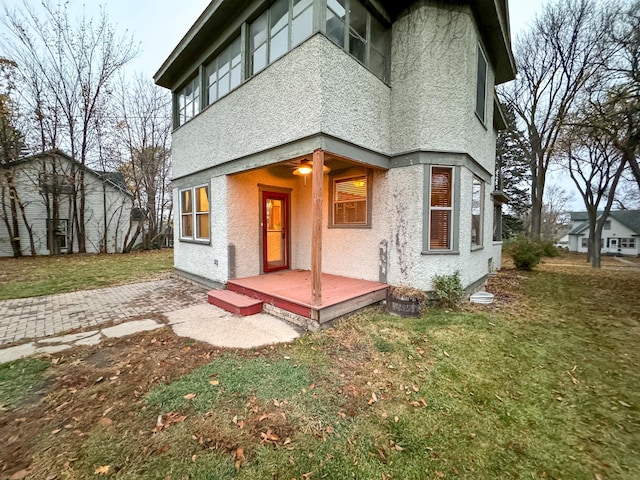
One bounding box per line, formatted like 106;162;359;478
0;279;208;346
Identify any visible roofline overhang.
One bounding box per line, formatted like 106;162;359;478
155;0;516;90
471;0;516;84
493;93;507;130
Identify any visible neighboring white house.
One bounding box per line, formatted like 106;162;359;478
568;211;640;256
154;0;515;308
0;150;135;256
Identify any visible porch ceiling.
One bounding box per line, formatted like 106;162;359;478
246;151;388;180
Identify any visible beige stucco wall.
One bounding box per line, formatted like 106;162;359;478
390;4;497;171
384;164;495;291
171;34;391;180
223;166;388;282
170;3;503;291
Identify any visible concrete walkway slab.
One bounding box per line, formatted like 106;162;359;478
37;344;72;355
101;319;162;338
74;333;103;346
0;343;36;364
0;279;304;365
167;304;302;349
38;331;99;344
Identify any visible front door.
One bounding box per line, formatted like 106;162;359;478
262;191;290;273
609;238;618;253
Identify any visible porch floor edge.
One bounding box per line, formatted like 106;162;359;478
226;271;389;325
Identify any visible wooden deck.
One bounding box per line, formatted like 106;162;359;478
227;270;388;324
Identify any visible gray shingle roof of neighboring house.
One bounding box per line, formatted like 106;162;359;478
568;210;640;235
96;171;128;191
612;210;640;234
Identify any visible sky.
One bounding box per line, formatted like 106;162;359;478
2;0;578;208
1;0;546;81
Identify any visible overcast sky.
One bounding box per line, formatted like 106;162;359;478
1;0;546;81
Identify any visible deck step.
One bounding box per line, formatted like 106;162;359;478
207;289;263;316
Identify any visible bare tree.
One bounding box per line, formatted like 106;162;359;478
560;124;627;267
596;1;640;191
540;184;572;241
500;0;611;239
109;75;172;252
0;57;36;257
2;0;138;252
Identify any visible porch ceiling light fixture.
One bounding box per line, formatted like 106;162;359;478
293;159;330;176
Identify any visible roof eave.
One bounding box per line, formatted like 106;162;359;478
472;0;516;84
155;0;517;89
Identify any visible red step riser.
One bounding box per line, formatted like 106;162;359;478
207;291;263;316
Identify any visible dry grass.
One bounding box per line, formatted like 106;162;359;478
0;249;174;300
1;251;638;479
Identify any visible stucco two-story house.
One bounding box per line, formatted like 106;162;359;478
0;150;135;256
568;211;640;256
155;0;515;326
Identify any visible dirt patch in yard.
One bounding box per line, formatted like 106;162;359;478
0;329;220;479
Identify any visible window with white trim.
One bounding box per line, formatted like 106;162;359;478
581;237;588;248
330;173;369;227
476;45;487;123
620;238;636;248
326;0;389;82
206;36;242;105
471;176;484;247
176;75;200;127
250;0;314;76
180;186;210;241
429;166;454;250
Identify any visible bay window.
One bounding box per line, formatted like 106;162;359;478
429;166;453;250
471;176;484;248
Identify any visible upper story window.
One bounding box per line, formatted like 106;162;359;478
176;75;200;126
250;0;314;76
206;36;242;105
475;45;487;123
326;0;389;82
40;173;73;195
172;0;389;128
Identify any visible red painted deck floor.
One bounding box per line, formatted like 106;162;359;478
227;270;388;324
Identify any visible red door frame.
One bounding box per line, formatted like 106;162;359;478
261;191;290;273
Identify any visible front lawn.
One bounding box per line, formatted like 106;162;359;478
0;249;174;300
0;256;638;479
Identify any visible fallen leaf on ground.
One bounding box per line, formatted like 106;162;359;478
152;412;187;432
94;465;110;475
234;447;245;472
98;417;113;427
9;469;30;480
209;380;219;386
183;393;196;400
